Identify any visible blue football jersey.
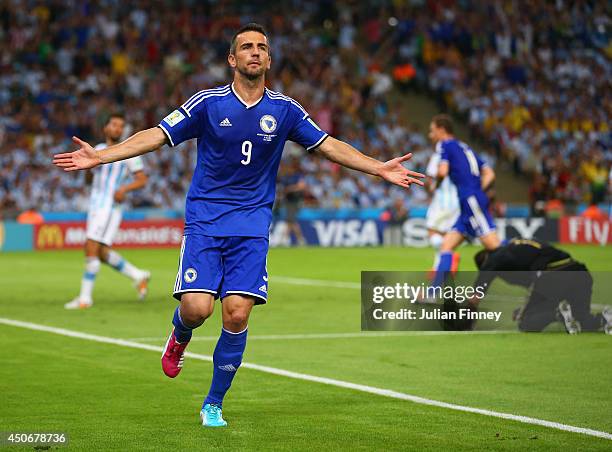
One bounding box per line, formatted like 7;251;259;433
438;139;488;200
159;84;328;237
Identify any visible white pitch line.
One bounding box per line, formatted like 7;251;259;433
274;275;360;289
1;317;610;441
272;276;610;310
126;330;516;342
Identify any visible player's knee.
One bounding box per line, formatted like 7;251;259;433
182;306;213;326
180;293;214;325
85;240;101;257
225;309;250;330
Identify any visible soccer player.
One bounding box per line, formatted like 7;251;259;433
424;149;460;274
471;239;612;334
65;113;151;309
428;114;501;290
53;23;425;427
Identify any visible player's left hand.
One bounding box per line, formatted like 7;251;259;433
114;188;126;203
53;136;102;171
379;153;425;188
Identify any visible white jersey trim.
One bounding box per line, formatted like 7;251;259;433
158;123;175;146
182;85;230;111
306;133;329;151
467;195;491;235
230;83;263;109
265;89;309;119
183;88;231;117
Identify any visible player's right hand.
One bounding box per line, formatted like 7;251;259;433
53;136;102;171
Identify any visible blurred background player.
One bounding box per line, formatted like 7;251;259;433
281;159;306;246
470;239;612;334
65;113;150;309
425;146;460;275
429;114;501;291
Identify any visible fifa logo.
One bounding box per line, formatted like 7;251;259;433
37;224;64;249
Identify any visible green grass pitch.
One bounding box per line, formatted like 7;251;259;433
1;245;611;450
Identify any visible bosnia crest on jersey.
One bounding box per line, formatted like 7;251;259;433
259;115;277;133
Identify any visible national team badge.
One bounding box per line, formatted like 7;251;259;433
184;268;197;283
260;115;277;133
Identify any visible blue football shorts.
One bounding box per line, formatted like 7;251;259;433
451;193;496;239
173;235;269;304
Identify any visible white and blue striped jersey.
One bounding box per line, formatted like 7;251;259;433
426;150;459;212
89;143;144;210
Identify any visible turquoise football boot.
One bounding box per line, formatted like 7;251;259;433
200;404;228;427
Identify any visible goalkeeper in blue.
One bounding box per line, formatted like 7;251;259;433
53;23;425;427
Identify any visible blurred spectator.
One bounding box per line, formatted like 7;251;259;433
16;207;44;225
382;197;408;246
581;202;607;221
279;159;306;246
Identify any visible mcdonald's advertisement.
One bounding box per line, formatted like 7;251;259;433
31;221;184;250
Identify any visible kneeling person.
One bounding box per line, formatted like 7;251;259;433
472;239;611;334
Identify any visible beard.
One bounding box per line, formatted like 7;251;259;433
237;64;266;81
108;134;122;144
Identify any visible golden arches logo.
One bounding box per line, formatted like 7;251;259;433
37;224;64;248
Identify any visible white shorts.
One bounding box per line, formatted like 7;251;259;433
425;204;460;233
86;206;123;246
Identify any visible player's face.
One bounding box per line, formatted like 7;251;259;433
428;122;442;143
104;117;125;143
228;31;271;80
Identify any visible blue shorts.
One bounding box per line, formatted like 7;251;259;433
173;235;269;304
452;194;496;238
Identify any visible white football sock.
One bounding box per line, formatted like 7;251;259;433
79;257;100;301
106;249;144;281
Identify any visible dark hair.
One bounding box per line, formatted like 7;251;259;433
474;249;489;269
105;112;125;125
432;114;454;134
230;23;269;55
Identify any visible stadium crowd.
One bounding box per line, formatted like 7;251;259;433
0;0;609;218
414;0;611;212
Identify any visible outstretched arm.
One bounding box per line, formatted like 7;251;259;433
435;160;449;190
481;166;495;191
316;136;424;188
114;170;148;203
53;127;167;172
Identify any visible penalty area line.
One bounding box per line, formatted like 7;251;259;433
0;317;610;441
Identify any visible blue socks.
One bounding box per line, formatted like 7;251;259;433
172;307;193;343
204;327;248;407
432;251;453;288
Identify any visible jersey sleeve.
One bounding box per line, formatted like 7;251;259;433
158;99;206;147
476;152;488;169
287;101;328;151
126;155;144;173
438;141;450;164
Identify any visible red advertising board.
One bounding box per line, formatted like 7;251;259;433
559;217;611;245
34;220;184;250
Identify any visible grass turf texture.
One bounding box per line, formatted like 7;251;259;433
1;245;611;450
